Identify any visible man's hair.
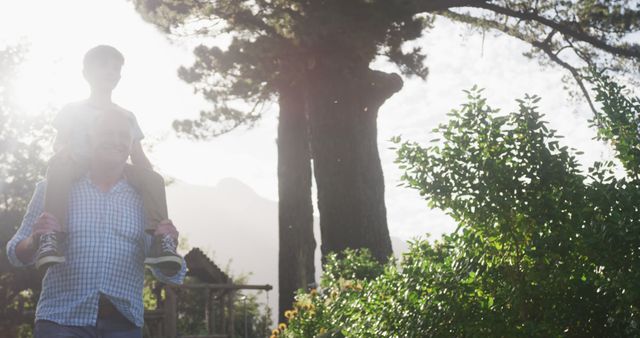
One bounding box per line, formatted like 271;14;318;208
90;110;135;142
83;45;125;70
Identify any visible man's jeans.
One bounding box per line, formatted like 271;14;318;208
34;319;142;338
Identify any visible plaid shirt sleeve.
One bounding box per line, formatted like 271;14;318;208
6;181;46;268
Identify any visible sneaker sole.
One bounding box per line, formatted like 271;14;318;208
145;256;182;276
36;256;66;270
144;256;183;265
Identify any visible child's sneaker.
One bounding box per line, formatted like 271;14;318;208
35;232;65;271
145;234;182;276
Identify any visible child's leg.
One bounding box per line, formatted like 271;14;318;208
123;165;168;234
39;151;86;270
43;151;86;231
125;165;181;274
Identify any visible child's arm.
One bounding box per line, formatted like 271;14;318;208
130;140;153;170
53;132;70;153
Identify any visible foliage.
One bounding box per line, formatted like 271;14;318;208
276;76;640;337
0;45;52;338
587;70;640;176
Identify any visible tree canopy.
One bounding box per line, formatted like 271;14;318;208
133;0;639;131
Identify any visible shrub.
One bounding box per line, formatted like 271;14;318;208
277;75;640;337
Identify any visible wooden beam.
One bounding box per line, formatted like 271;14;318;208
205;290;212;334
165;288;178;338
228;291;235;338
168;283;273;291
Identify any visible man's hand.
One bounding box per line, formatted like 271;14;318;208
15;212;62;265
32;212;63;237
154;219;179;240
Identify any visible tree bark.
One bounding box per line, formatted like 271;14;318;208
277;81;316;322
306;62;402;264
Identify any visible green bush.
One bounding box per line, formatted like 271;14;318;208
276;75;640;338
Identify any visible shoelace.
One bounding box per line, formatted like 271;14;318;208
39;233;57;253
161;235;177;253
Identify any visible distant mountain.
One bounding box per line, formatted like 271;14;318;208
166;177;409;320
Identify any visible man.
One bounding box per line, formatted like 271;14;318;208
6;111;186;337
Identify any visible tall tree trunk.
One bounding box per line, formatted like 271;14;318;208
306;62;402;263
277;81;316;322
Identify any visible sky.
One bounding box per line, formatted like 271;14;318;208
0;0;622;243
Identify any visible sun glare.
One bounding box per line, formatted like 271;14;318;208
11;57;85;116
2;0;142;116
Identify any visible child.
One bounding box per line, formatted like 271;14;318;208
37;45;182;275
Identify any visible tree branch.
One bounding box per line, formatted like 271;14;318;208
395;0;484;14
532;41;599;118
472;2;640;60
404;1;639;60
442;10;599;117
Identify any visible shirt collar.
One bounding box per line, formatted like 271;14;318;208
81;172;135;194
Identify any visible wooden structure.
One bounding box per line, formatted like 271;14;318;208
144;248;272;338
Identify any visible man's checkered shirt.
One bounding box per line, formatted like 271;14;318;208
6;177;186;328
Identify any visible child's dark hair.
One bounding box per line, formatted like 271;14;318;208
83;45;125;69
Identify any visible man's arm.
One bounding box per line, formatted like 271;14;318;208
6;182;48;267
14;235;37;265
